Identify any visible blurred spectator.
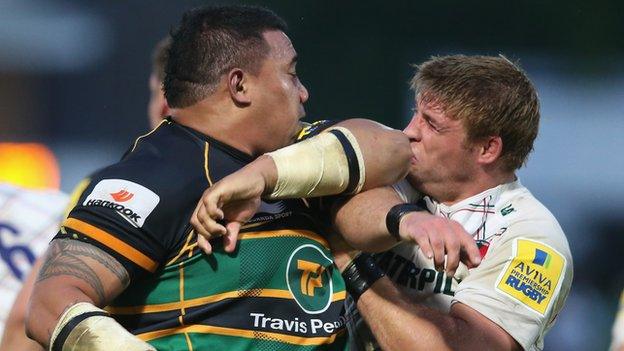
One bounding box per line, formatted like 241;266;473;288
0;149;68;350
0;36;171;350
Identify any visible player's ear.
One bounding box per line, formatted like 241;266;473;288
477;136;503;166
227;68;251;106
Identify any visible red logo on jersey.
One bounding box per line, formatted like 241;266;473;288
476;240;490;258
110;190;134;202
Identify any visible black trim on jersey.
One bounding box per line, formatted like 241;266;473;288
170;118;255;163
51;311;109;351
112;296;346;338
328;129;361;194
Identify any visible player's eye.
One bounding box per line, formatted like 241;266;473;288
426;118;439;131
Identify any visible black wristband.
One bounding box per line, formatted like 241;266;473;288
51;311;109;351
341;253;385;302
385;203;426;241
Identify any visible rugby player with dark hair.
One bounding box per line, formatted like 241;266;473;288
26;5;418;350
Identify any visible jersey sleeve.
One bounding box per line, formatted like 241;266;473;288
55;175;168;280
452;219;573;350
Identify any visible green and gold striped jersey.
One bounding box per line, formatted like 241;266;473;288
56;118;349;350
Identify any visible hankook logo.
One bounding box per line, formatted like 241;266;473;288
83;179;159;228
110;190;134;202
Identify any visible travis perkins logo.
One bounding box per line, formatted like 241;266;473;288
248;312;346;336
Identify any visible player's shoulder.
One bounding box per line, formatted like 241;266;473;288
496;182;559;227
84;122;213;214
495;181;570;258
131;117;257;184
123;118;208;176
106;121;210;184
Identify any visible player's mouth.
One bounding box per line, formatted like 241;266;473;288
409;145;419;164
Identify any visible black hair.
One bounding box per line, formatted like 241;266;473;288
164;5;287;108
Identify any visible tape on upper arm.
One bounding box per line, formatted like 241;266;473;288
266;126;365;199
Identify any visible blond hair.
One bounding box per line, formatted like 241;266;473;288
411;55;540;171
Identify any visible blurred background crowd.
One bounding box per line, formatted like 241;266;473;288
1;1;622;349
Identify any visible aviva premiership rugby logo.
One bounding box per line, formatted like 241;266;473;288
495;238;566;316
286;244;334;314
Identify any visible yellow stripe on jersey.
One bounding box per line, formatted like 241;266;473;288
137;323;345;345
183;332;194;351
166;230;329;266
130;119;168;153
204;142;214;186
62;217;158;272
166;230;197;266
239;229;329;249
106;289;346;315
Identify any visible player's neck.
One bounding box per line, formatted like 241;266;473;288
435;170;516;206
170;101;259;157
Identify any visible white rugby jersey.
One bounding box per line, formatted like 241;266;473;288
346;179;573;351
0;183;68;334
610;291;624;351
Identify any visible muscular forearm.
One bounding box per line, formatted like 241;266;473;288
333;256;518;351
357;278;465;351
25;239;130;348
332;186;403;252
356;279;520;350
27;280;94;347
333;188;482;273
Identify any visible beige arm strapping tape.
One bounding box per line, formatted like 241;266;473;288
49;302;155;351
265;127;365;199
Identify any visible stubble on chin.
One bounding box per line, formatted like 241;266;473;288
405;171;421;189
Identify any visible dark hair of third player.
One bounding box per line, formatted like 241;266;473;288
164;5;288;108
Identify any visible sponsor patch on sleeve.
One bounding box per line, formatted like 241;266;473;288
495;238;566;316
83;179;160;228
